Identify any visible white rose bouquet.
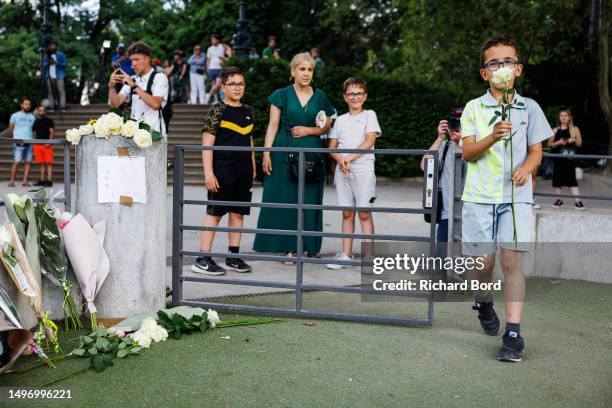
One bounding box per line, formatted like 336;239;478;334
66;108;162;148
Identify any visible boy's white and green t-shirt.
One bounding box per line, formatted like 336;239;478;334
460;90;553;204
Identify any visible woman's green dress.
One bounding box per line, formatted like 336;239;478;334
253;85;336;254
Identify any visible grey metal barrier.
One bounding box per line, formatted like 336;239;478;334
0;137;72;212
172;145;440;326
448;150;612;258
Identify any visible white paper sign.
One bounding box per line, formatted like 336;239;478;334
97;156;147;204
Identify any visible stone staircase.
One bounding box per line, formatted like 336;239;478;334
0;104;208;185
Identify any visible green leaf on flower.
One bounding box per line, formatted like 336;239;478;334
138;122;151;131
118;341;127;350
103;356;114;367
199;322;207;332
130;347;141;354
488;116;497;126
151;130;162;141
81;335;94;344
95;327;108;337
92;355;106;373
117;349;128;358
72;348;86;357
13;205;27;223
88;346;98;355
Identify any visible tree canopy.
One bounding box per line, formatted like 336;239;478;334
0;0;609;154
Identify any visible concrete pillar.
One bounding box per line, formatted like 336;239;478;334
75;135;167;318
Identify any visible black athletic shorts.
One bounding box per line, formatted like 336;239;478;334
206;172;253;216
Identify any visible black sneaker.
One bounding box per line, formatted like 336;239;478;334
226;258;252;273
574;201;586;211
472;300;500;336
34;179;46;186
552;199;563;208
191;257;226;275
496;332;525;362
43;180;53;187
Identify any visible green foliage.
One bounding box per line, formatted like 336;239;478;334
156;310;210;339
227;57;462;177
71;327;141;373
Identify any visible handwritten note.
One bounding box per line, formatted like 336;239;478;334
97;156;147;204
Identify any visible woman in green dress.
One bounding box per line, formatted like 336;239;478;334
253;53;336;261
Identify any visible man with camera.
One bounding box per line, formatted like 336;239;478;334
108;42;169;136
43;40;67;112
421;109;463;254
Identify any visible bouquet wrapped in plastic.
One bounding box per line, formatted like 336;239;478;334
0;223;59;358
33;190;82;330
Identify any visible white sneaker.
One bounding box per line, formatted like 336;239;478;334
326;252;353;270
532;202;541;210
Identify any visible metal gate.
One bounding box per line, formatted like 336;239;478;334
171;145;440;325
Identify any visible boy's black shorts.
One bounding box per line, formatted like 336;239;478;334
206;172;253;217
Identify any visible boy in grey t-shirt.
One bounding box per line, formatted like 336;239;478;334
327;77;381;269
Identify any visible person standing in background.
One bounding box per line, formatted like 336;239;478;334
32;105;55;187
262;36;277;58
43;41;67;112
111;43;134;76
206;34;228;104
187;44;207;105
7;97;36;187
170;50;188;103
548;110;586;210
311;48;325;74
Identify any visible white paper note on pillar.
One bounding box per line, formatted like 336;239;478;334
97;156;147;204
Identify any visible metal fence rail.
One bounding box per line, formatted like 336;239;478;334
172;145;440;326
0;137;71;212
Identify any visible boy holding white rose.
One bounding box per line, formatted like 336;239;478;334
460;35;553;362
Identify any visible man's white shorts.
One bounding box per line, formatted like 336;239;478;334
334;168;376;208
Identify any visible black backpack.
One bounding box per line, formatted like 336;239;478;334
131;70;173;133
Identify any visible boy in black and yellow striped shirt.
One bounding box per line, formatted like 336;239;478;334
192;66;256;276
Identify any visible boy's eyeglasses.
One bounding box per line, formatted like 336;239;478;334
345;92;366;98
224;82;245;89
483;59;519;71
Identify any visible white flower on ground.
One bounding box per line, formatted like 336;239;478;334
78;124;94;136
207;309;220;327
109;328;126;338
140;317;158;331
133;128;152;148
491;67;515;85
121;120;138;138
94;115;110;139
148;326;168;342
66;128;82;145
106;112;124;136
131;330;152;348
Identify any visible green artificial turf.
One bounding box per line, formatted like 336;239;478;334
1;278;611;408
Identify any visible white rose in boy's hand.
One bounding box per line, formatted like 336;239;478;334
134;128;153;148
491;67;514;85
78;124;94;136
121;120;138;138
106;112;124;136
66;128;82;145
94;115;110;138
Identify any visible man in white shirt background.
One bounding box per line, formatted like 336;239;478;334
206;34;228;104
107;42;169;136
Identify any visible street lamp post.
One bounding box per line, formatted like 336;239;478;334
39;0;53;98
234;0;251;57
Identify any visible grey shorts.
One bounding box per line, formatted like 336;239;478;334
461;201;533;256
334;168;376;208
